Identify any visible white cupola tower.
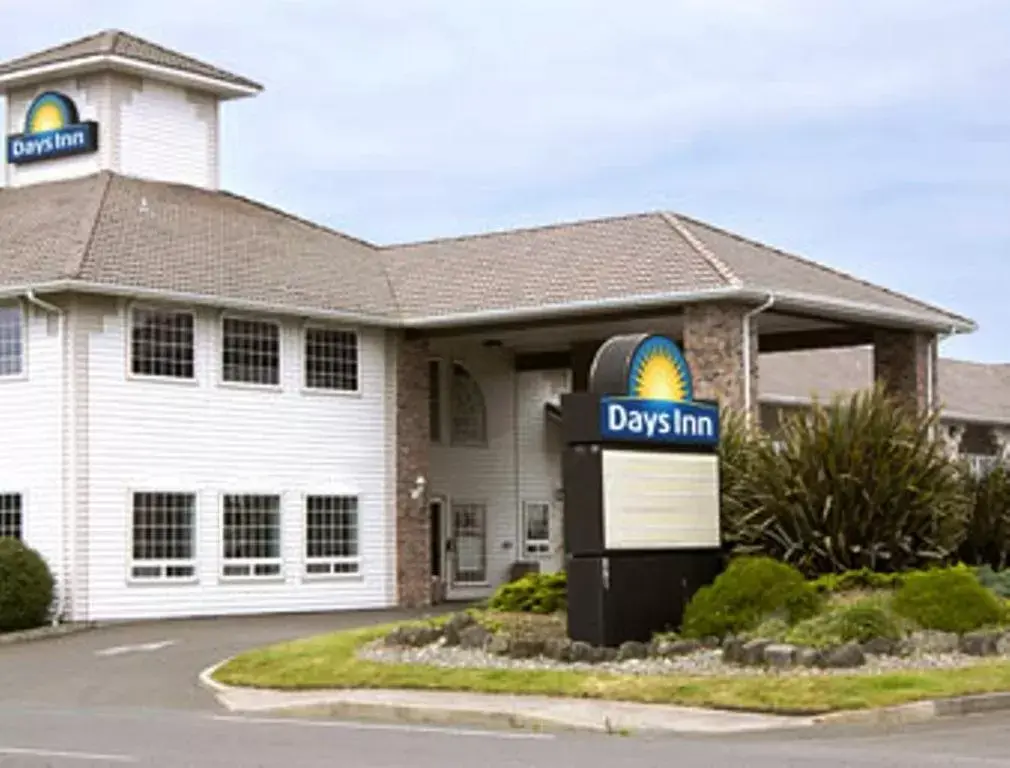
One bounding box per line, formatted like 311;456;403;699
0;29;261;189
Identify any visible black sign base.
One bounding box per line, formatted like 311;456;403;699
566;550;723;648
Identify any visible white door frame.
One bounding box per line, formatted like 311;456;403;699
444;498;490;598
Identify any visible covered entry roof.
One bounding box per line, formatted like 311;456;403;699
0;171;975;335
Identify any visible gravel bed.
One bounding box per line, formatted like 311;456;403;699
358;639;1006;678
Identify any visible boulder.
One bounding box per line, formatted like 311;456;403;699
594;646;619;663
741;639;772;666
905;630;959;655
390;625;442;647
458;624;492;650
822;642;866;668
616;641;649;661
441;612;477;646
861;637;898;656
659;639;703;657
763;643;798;669
997;633;1010;656
796;647;822;668
569;641;596;663
508;638;545;659
960;631;1000;657
544;638;574;662
721;637;746;665
487;634;511;656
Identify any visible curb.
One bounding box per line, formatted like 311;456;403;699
0;621;101;647
816;692;1010;727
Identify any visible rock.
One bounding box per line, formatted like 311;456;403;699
458;624;491;650
569;641;596;663
383;627;407;646
763;643;798;669
441;612;476;646
796;647;822;667
487;634;511;656
906;630;959;655
997;633;1010;656
653;639;702;658
861;637;898;656
616;641;649;661
960;631;1000;657
721;637;746;665
544;638;574;662
741;639;772;666
508;638;545;659
595;646;619;663
822;642;866;668
700;636;722;650
393;625;442;647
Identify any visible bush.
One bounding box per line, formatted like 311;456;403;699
680;556;821;639
487;570;566;614
892;565;1005;634
785;598;902;648
723;385;970;576
974;565;1010;598
0;538;55;632
810;568;905;594
718;408;772;551
959;463;1010;571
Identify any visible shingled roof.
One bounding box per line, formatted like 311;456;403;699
0;171;976;333
0;30;261;92
760;347;1010;424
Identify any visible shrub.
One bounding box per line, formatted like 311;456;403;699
959;463;1010;571
0;538;55;632
810;568;905;594
723;385;970;576
487;570;566;614
718;408;772;551
680;556;821;639
974;565;1010;598
786;598;902;648
892;565;1005;634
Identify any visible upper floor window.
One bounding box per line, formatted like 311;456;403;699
0;305;24;377
222;317;280;386
0;494;22;540
305;327;358;392
450;363;486;445
131;307;195;379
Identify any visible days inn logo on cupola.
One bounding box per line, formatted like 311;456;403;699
6;91;99;165
599;335;720;446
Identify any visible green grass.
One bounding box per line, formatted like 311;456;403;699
212;622;1010;715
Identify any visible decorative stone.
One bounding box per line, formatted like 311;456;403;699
997;633;1010;656
442;612;476;646
960;631;1000;657
796;647;822;667
569;641;596;663
907;630;959;655
721;637;746;665
861;637;898;656
595;646;619;663
763;643;798;669
458;624;491;650
654;639;702;658
741;639;772;666
700;636;722;650
616;641;649;661
544;638;574;662
822;643;866;668
508;638;545;659
487;634;511;656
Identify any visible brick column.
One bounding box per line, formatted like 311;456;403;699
682;302;758;418
873;329;936;411
396;334;431;608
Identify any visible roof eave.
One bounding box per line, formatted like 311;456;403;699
761;394;1010;427
0;280;397;327
0;54;261;98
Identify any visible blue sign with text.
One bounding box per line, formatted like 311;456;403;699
6;91;99;165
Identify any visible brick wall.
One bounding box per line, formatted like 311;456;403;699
682;302;759;418
873;329;935;410
396;334;431;607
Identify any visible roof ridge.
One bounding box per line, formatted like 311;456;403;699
380;210;662;250
674;212;974;328
660;212;741;288
64;171;114;278
0;29;108;71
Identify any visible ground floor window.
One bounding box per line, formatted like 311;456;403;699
130;492;196;580
451;502;487;584
522;501;551;557
0;493;22;540
222;494;282;578
305;495;360;576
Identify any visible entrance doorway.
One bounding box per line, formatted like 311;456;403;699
429;498;445;602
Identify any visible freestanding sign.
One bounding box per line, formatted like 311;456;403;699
562;333;725;647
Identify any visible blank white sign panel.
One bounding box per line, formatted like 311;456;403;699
601;449;721;550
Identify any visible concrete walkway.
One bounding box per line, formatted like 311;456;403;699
201;666;817;734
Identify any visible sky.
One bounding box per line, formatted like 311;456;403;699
0;0;1007;362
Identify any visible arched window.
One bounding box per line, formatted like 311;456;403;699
450;363;487;446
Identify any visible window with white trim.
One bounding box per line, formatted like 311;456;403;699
428;359;442;442
222;317;280;385
0;305;24;377
522;501;551;557
222;494;282;578
305;495;360;576
130;307;195;379
0;494;22;540
450;363;486;445
304;327;358;391
130;492;196;580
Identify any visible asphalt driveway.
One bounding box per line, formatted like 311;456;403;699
0;606;442;711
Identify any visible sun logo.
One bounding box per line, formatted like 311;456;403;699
628;336;693;402
25;92;77;135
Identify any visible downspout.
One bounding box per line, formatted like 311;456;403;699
24;291;70;626
742;293;776;425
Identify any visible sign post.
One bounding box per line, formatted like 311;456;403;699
562;333;725;647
